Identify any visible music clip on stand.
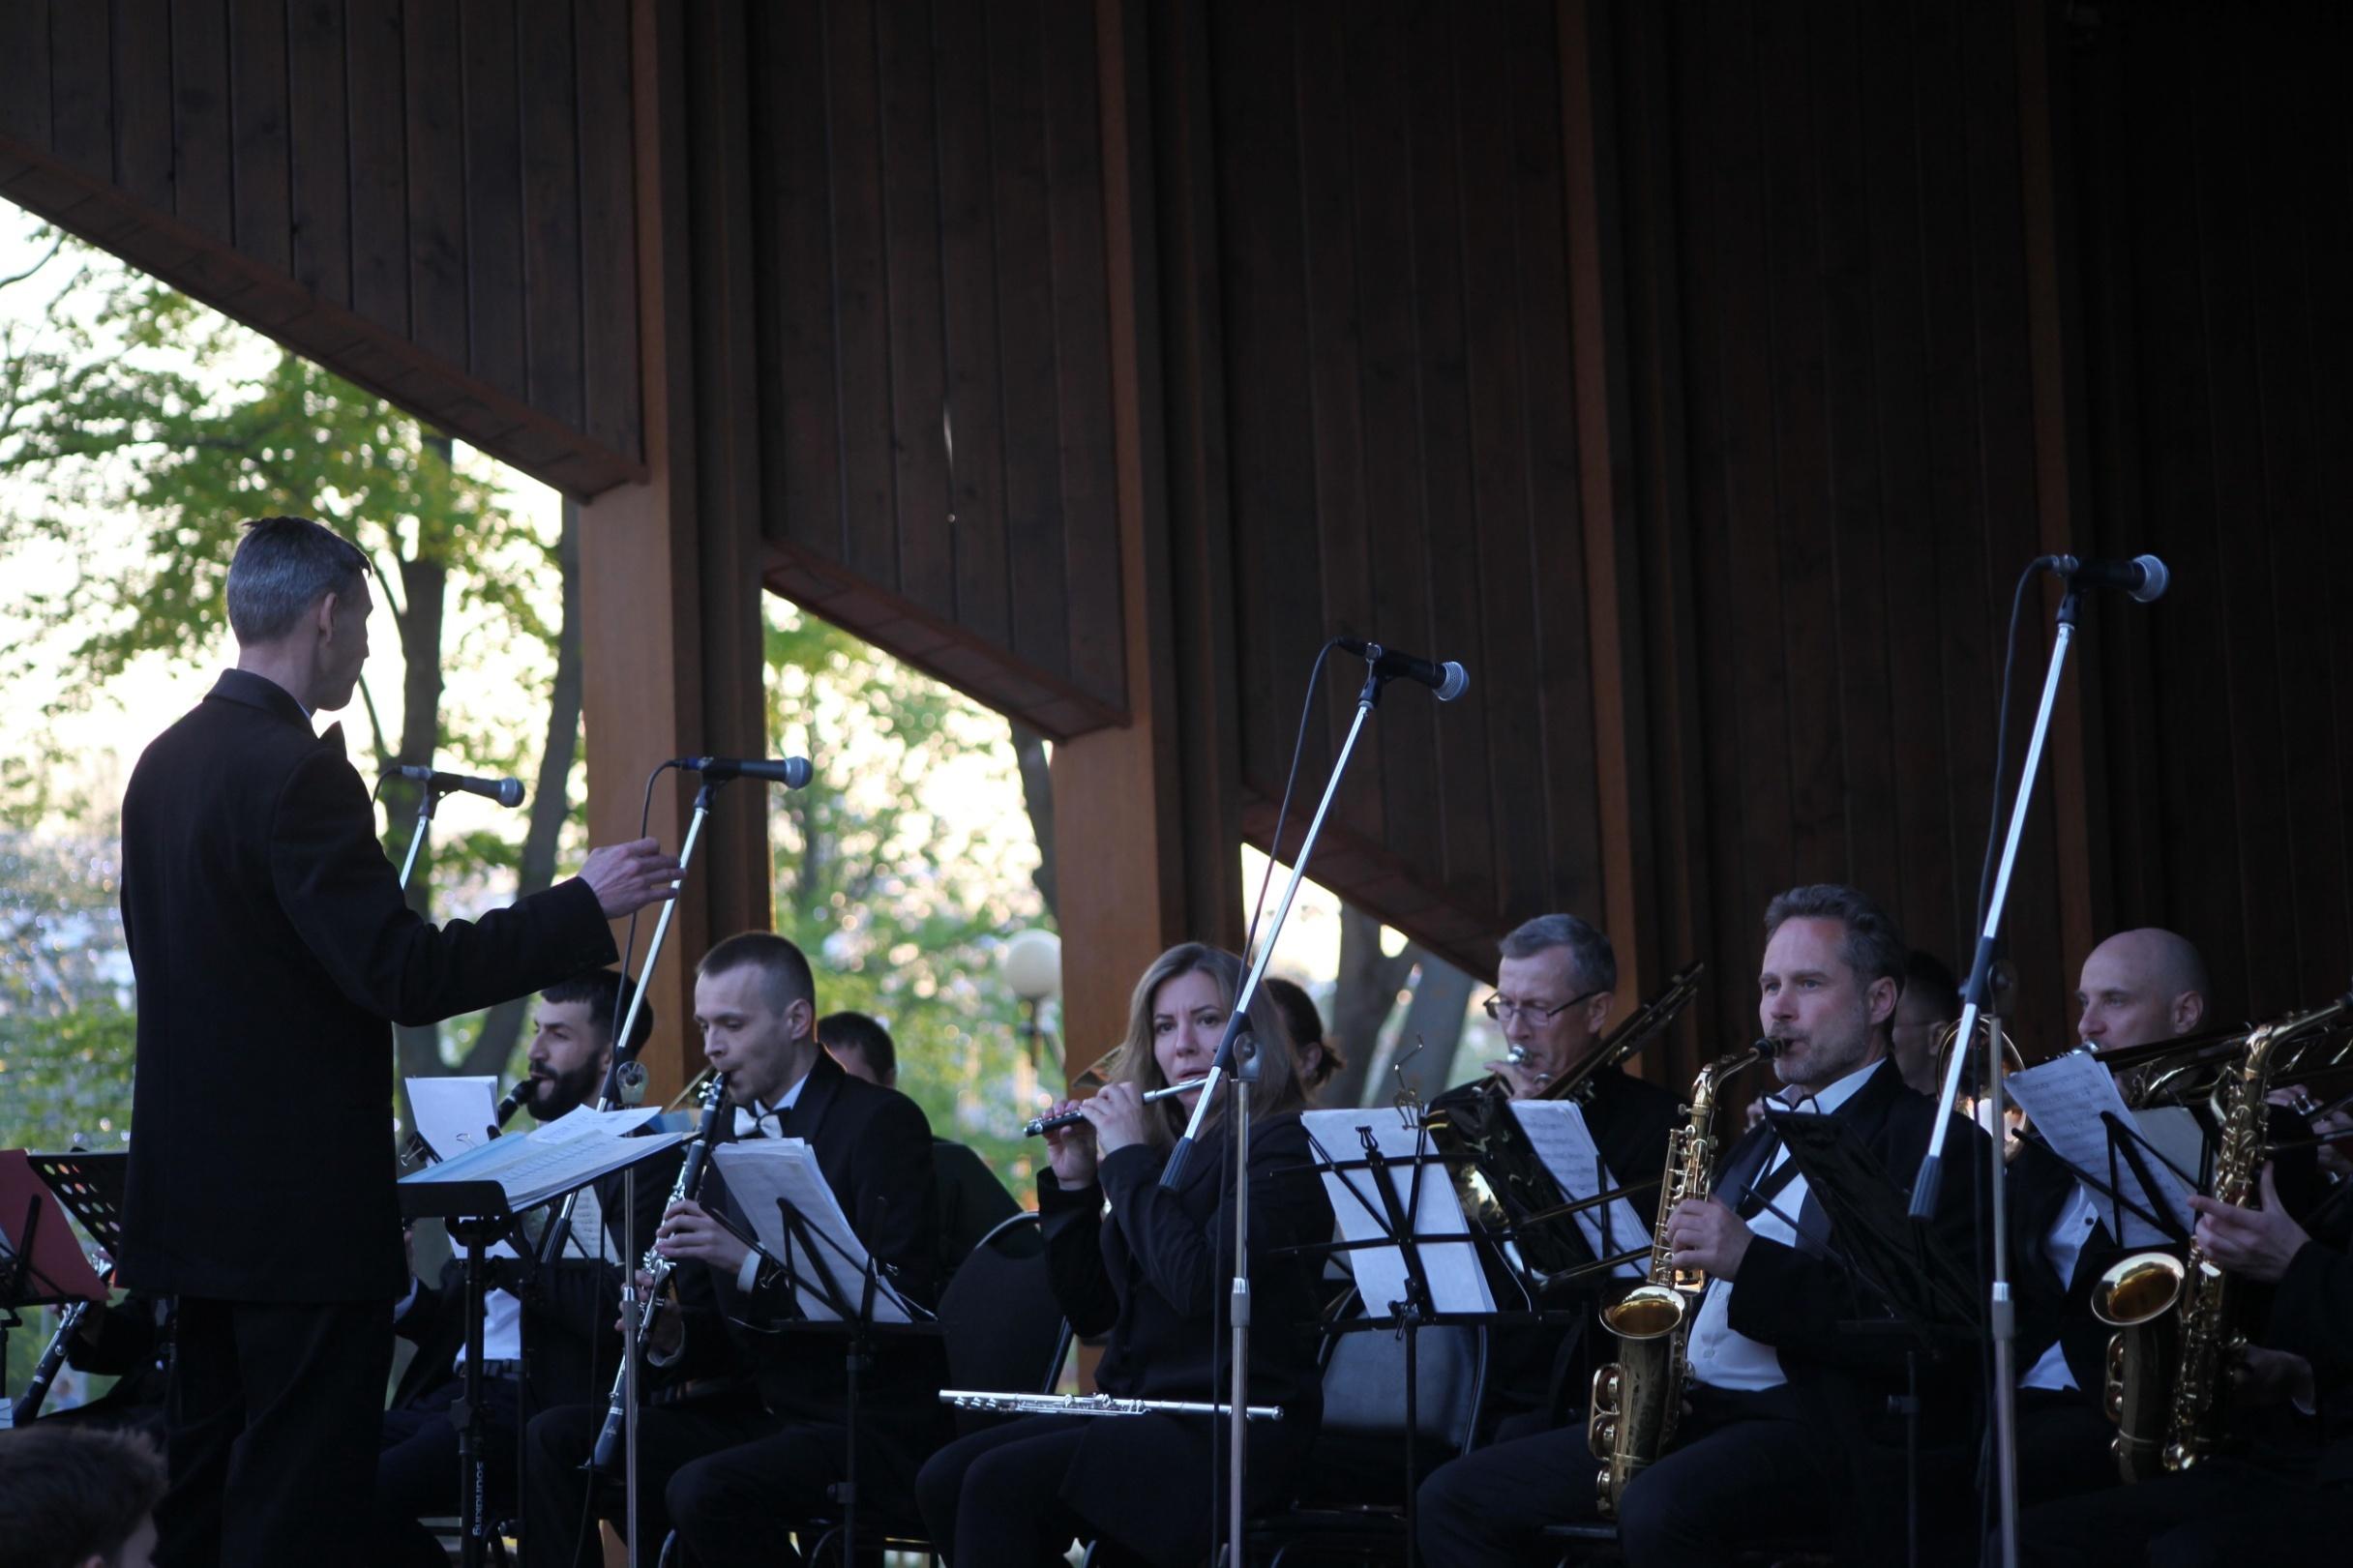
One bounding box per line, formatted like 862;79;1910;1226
1161;651;1406;1565
1911;575;2086;1568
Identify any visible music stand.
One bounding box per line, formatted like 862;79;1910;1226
765;1196;942;1567
1762;1109;1984;1567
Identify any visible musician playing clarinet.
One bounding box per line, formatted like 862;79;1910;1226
522;932;945;1567
915;943;1334;1567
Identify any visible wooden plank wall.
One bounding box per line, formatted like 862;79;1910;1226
1141;0;2353;1083
744;0;1132;740
0;0;643;494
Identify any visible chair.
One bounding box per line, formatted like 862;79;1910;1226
1243;1289;1489;1566
797;1211;1071;1565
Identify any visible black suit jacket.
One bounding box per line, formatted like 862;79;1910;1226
661;1051;945;1451
1711;1058;1993;1556
2267;1201;2353;1485
1036;1111;1334;1568
118;670;616;1302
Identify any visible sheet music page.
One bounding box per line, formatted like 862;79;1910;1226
2006;1052;2195;1246
401;1110;684;1212
1504;1100;1648;1280
1299;1110;1494;1316
404;1076;499;1162
713;1141;913;1323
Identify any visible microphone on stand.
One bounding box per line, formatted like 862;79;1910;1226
2045;553;2170;604
1335;637;1470;701
381;764;525;809
669;755;816;788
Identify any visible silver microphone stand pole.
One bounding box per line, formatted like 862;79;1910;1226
1166;658;1391;1565
1910;579;2085;1568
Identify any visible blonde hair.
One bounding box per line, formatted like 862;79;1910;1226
1109;944;1303;1145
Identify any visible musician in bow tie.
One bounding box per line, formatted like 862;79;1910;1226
522;933;946;1566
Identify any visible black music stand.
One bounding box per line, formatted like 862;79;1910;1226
1296;1124;1593;1568
2;1150;114;1413
1762;1109;1984;1567
764;1196;941;1568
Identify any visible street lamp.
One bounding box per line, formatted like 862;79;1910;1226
1000;927;1061;1073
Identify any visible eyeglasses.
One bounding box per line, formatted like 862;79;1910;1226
1482;987;1606;1024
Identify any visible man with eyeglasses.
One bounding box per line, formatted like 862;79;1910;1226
1426;913;1682;1438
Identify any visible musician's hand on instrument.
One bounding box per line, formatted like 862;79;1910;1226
1043;1100;1099;1185
654;1198;749;1274
2189;1163;2308;1283
1483;1055;1552;1099
1664;1197;1752;1280
580;837;685;919
2232;1346;2315;1411
1083;1082;1152;1158
402;1223;418;1281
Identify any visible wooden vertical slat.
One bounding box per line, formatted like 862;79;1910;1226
229;0;290;273
46;0;110;180
286;0;351;307
110;0;171;209
576;0;641;459
755;0;844;558
826;0;900;588
933;0;1012;651
345;0;408;337
0;3;51;148
404;0;468;370
461;0;526;400
519;0;585;429
876;0;954;619
171;0;234;244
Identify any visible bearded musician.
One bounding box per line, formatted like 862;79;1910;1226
1417;884;1992;1565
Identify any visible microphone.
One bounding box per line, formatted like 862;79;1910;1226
381;765;525;809
670;755;815;788
1335;637;1470;701
2047;553;2170;604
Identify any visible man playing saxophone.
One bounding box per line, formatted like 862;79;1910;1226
521;932;945;1566
1416;884;1990;1565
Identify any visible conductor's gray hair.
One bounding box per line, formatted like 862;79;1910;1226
225;517;370;644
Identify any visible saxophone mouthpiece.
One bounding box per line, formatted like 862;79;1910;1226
1753;1037;1782;1059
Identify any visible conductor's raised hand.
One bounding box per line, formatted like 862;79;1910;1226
1082;1082;1152;1159
654;1198;749;1275
579;838;683;919
1042;1100;1099;1187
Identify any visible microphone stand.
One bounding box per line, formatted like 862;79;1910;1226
1911;578;2084;1568
394;779;444;890
1164;658;1391;1565
538;778;723;1269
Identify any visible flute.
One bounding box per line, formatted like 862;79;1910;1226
1023;1077;1210;1138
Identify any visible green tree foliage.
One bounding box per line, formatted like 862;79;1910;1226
763;602;1057;1196
0;231;580;1101
0;828;134;1152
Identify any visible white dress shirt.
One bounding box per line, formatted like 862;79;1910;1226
2021;1182;2102;1391
1686;1056;1885;1393
729;1070;811;1292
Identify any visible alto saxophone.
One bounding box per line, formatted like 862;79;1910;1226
1588;1040;1772;1518
586;1070;732;1477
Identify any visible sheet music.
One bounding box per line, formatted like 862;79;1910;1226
714;1141;913;1324
400;1108;681;1213
404;1076;500;1162
2006;1052;2196;1247
1300;1111;1494;1316
1504;1100;1647;1280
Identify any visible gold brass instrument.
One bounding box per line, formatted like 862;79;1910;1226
1422;963;1704;1287
2088;1006;2353;1115
2089;1250;2186;1482
1589;1039;1772;1518
1931;1013;2029;1154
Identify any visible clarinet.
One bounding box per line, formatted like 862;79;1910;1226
585;1070;731;1477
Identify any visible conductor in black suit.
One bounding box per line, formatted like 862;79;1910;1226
523;932;947;1567
117;516;680;1568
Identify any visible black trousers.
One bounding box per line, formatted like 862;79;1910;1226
2017;1460;2346;1567
157;1296;395;1568
914;1417;1096;1567
373;1375;522;1568
2011;1386;2123;1511
1415;1385;1837;1568
525;1398;907;1568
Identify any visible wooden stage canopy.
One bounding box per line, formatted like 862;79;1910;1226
4;0;2347;1097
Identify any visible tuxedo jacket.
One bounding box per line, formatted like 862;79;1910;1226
118;670;616;1303
660;1050;946;1452
1707;1057;1993;1553
2269;1198;2353;1485
1034;1111;1335;1568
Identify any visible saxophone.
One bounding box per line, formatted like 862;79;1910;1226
2153;993;2351;1472
585;1070;731;1477
1588;1040;1772;1517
